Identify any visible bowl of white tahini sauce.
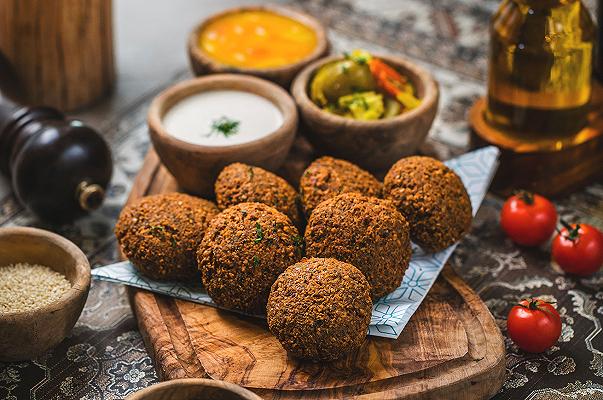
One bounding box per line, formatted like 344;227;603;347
148;74;298;197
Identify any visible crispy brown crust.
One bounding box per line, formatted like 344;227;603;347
197;202;302;314
215;163;302;227
299;156;382;217
383;156;472;252
267;257;372;361
115;192;219;281
305;193;411;299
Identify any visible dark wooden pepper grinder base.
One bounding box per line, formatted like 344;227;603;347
0;55;113;223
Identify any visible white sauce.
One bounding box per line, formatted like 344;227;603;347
162;90;283;146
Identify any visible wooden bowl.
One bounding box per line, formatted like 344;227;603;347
126;378;262;400
291;54;439;171
148;74;298;197
0;227;90;361
187;5;329;88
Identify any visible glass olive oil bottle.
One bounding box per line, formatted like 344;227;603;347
486;0;595;139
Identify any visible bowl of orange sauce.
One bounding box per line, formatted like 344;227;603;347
188;6;329;87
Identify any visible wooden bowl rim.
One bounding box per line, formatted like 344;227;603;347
187;4;329;76
148;74;298;154
0;226;90;322
291;53;439;128
125;378;263;400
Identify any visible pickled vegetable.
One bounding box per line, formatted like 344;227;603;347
310;60;375;106
337;91;384;120
309;49;421;120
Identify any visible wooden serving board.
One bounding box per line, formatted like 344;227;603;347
125;147;506;400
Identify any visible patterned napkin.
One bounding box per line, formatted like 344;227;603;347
93;146;499;339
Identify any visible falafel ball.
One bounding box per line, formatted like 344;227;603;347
383;156;472;252
299;156;382;217
305;193;411;299
215;163;301;227
115;192;219;281
267;257;372;361
197;202;303;313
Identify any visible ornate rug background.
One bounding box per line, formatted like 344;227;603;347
1;1;602;399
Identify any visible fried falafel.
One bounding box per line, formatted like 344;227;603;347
215;163;301;227
267;257;372;361
197;202;303;313
115;192;219;281
305;193;411;299
299;156;382;217
383;156;472;252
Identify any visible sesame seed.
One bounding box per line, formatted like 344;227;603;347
0;263;71;314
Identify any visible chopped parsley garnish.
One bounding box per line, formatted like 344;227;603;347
205;116;240;138
253;255;260;268
254;222;264;243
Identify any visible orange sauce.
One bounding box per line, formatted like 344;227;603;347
199;10;318;69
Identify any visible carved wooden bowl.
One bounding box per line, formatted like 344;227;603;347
0;226;90;361
291;54;439;172
187;5;329;88
126;379;262;400
148;74;298;197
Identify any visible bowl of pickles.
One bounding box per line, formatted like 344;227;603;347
291;50;439;171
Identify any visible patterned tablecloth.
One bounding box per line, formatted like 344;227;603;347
1;0;602;399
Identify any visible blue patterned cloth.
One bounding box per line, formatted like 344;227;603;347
93;146;499;339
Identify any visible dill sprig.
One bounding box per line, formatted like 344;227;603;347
205;116;240;138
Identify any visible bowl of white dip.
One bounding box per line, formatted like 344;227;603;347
148;74;298;196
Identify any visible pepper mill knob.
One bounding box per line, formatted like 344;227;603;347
77;181;106;212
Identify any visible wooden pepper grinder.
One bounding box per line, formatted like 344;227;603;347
0;0;115;111
0;53;113;223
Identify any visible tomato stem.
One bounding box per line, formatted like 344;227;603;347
560;219;581;242
517;298;556;310
516;299;559;321
514;190;534;205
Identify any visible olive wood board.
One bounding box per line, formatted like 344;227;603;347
124;147;506;400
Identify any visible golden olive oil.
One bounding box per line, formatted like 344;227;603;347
486;0;595;138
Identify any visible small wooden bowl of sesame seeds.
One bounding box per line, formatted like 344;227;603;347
0;226;90;362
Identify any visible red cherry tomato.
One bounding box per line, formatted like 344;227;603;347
500;192;557;246
552;223;603;276
507;298;561;353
